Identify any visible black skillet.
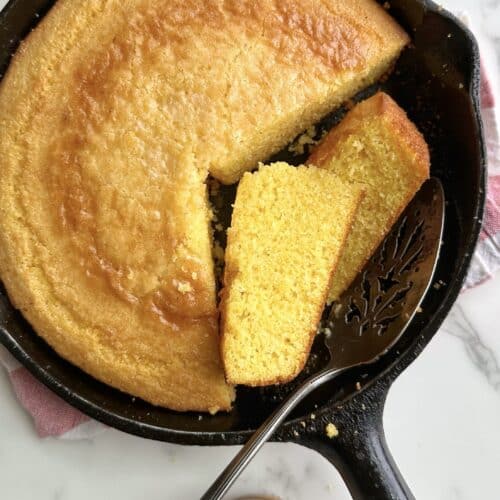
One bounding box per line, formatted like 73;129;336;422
0;1;486;498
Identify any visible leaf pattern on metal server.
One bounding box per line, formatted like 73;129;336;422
339;210;426;337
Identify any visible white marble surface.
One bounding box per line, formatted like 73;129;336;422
1;0;499;499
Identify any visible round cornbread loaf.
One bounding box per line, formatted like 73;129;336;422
0;0;408;410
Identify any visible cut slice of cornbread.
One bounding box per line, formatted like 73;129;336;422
307;92;430;301
220;163;363;386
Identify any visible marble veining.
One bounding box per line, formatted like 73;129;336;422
52;487;65;500
442;304;500;393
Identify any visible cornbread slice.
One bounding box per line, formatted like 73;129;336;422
220;163;363;386
307;92;430;301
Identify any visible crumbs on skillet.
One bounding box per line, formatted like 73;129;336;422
287;125;327;156
325;422;339;439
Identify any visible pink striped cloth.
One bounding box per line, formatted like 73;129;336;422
462;63;500;289
0;41;499;442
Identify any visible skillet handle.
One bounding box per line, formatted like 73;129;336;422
298;387;414;500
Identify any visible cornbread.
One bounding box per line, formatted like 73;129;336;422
307;92;431;301
0;0;408;410
0;0;237;412
4;0;410;183
220;163;363;386
325;422;339;439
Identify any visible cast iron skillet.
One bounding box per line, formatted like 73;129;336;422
0;1;486;498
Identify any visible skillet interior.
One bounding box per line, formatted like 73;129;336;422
0;0;485;445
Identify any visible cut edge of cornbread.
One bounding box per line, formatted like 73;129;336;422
220;162;364;386
210;44;409;186
207;0;410;184
307;92;431;302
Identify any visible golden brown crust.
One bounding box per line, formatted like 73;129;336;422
307;92;430;301
309;92;429;173
0;0;236;412
0;0;407;408
308;93;430;207
2;0;410;180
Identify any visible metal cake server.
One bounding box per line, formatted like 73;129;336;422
202;177;445;500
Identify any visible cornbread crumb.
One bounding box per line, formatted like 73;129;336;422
213;240;225;280
221;163;363;386
207;177;221;197
175;281;193;294
326;423;339;439
288;126;319;156
317;323;333;338
332;303;343;318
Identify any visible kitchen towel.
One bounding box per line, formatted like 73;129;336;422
0;25;499;440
